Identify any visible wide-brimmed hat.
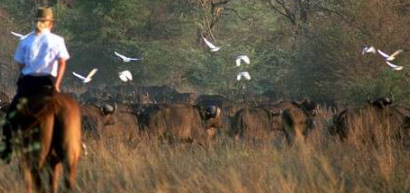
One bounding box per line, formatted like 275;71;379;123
35;7;54;21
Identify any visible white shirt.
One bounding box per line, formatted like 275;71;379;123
14;30;70;77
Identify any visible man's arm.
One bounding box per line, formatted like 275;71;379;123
54;58;66;92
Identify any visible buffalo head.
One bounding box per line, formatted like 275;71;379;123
295;98;319;116
367;94;394;109
205;106;221;119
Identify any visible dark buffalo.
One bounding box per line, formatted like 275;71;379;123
103;103;140;139
223;103;250;118
262;90;278;102
118;85;177;103
229;107;282;141
136;85;177;96
79;86;111;104
330;97;410;143
138;104;222;144
229;99;318;144
196;94;230;108
154;92;198;104
81;102;140;138
81;102;117;135
280;99;319;144
81;85;180;104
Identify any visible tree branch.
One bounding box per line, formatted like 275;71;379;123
224;7;248;20
268;0;296;25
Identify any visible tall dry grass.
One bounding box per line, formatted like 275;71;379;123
1;107;410;193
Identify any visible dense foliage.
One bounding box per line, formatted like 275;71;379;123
1;0;410;105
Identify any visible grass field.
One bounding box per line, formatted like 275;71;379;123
1;111;410;193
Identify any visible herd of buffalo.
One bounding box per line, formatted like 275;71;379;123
1;85;410;146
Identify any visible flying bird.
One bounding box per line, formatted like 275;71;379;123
377;49;403;61
11;31;24;38
119;70;133;82
237;71;251;81
385;61;403;71
114;51;140;62
72;68;98;83
236;55;250;67
362;46;376;55
202;37;220;52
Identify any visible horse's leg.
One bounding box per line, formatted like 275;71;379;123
55;94;82;192
63;130;80;191
60;113;81;191
32;167;44;193
38;115;55;169
64;158;78;191
21;161;43;193
49;162;62;193
22;164;34;193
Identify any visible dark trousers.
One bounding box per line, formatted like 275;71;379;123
1;75;55;156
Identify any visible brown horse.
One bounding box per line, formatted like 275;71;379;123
10;91;81;193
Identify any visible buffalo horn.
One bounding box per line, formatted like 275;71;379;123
215;107;221;118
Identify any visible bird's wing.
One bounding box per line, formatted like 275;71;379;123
236;58;241;67
119;70;132;81
72;72;86;80
128;57;140;61
363;46;376;54
236;74;241;81
114;51;127;60
243;71;251;80
126;72;133;80
386;61;403;70
390;49;403;58
242;56;250;64
11;31;23;38
85;68;98;80
125;70;132;78
211;47;220;52
362;47;367;55
202;37;217;49
367;46;376;54
119;74;128;82
377;49;390;59
237;55;250;64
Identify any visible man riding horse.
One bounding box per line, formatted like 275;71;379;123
0;7;70;162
